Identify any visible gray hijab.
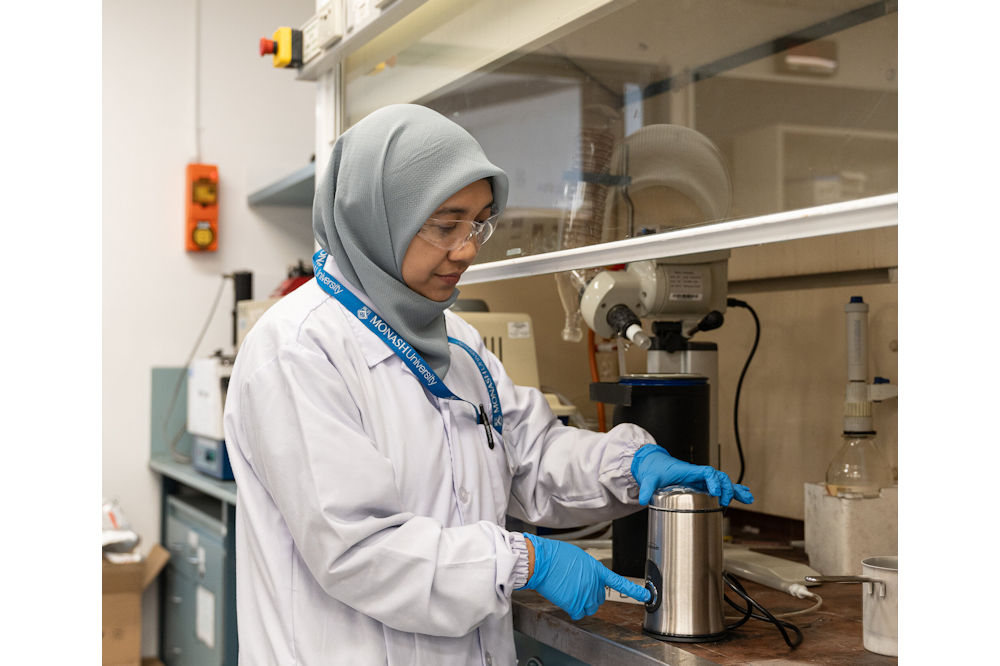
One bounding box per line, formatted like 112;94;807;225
313;104;508;378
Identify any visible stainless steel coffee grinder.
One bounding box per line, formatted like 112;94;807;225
642;486;727;642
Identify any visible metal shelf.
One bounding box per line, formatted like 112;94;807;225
150;454;237;505
247;163;315;207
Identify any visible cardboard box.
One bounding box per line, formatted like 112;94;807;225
103;544;170;666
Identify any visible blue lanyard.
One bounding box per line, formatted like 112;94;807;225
312;250;503;445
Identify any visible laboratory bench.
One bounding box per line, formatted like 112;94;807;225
512;542;897;666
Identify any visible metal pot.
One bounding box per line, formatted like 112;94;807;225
643;486;726;642
806;555;898;656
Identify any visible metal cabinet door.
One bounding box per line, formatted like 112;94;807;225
163;496;229;664
163;565;225;666
162;567;195;665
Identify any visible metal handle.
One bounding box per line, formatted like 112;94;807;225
805;575;886;597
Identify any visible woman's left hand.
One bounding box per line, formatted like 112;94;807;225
631;444;754;507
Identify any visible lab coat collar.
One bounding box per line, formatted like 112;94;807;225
321;254;401;370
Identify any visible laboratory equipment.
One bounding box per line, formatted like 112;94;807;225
825;296;895;497
269;259;314;297
826;432;892;498
184;269;253;479
600;125;732;243
722;546;821;599
555;123;732;343
230;270;253;348
553;105;620;343
563;129;737;577
455;310;578;423
807;556;898;657
187;355;235;480
642;487;726;642
641;488;811;648
805;295;897;575
236;264;313;350
581;250;729;456
582;250;730;577
236;299;280;350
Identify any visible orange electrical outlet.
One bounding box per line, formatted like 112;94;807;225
186;163;219;252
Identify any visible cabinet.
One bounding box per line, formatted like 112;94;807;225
150;367;238;665
154;470;237;666
732;124;897;220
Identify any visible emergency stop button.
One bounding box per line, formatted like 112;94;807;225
258;27;303;68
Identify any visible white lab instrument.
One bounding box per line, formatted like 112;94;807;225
580;251;729;347
722;546;821;599
454;311;577;422
580;250;730;470
555;123;732;342
826;296;896;497
187;355;235;480
236;298;281;350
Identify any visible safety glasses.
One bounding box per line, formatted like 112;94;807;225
416;211;500;252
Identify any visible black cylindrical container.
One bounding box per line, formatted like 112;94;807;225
590;374;710;578
231;271;253;346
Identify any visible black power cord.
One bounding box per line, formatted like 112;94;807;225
724;573;803;649
726;298;760;485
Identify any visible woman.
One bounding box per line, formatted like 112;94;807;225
224;104;752;665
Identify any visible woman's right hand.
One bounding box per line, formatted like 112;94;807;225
521;533;649;620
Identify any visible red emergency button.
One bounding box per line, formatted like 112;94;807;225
259;37;276;57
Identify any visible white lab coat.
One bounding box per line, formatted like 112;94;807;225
223;259;652;665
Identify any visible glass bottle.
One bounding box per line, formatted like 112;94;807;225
825;433;892;499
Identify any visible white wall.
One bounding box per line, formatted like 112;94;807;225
103;0;316;656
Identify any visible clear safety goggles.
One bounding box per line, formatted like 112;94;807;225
416;211;500;252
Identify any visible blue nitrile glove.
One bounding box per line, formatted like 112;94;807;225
631;444;755;507
522;532;650;620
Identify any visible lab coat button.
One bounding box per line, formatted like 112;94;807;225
485;652;493;666
459;487;470;503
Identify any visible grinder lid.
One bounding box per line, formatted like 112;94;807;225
649;486;722;512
